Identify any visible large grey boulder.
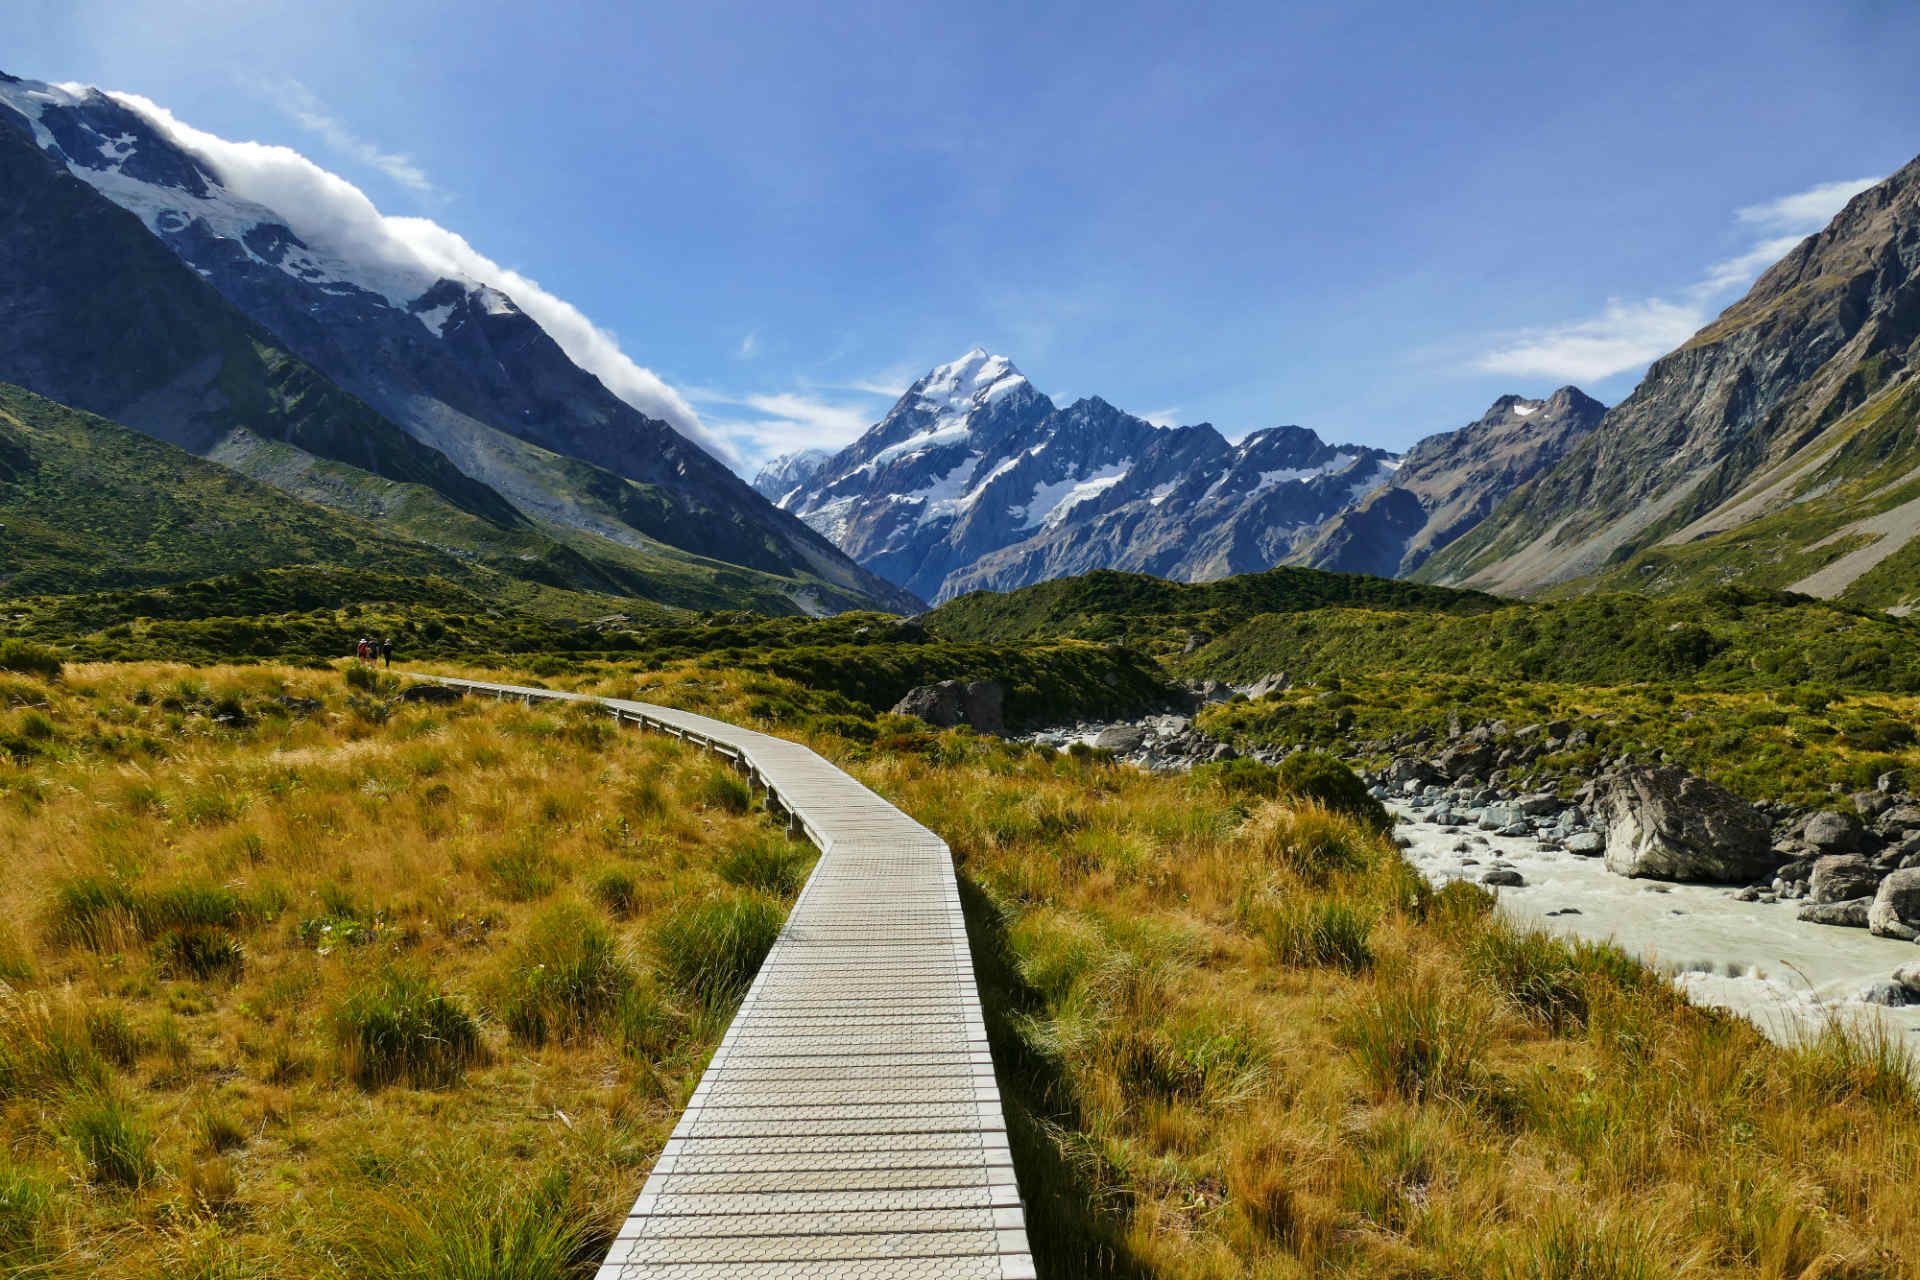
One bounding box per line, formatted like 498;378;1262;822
1595;766;1773;883
1564;831;1605;856
1868;868;1920;941
1809;854;1882;905
1803;810;1864;853
1091;724;1146;753
890;680;1006;735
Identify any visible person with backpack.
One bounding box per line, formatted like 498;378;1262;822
380;637;394;669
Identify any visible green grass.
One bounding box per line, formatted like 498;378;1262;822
494;903;635;1047
331;968;487;1090
653;892;785;1012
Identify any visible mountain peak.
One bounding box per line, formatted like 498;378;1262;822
914;348;1025;404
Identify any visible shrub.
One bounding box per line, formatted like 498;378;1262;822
716;832;814;896
497;904;634;1046
654;892;784;1010
1344;971;1490;1102
1275;751;1391;832
63;1091;155;1187
1191;757;1279;797
1266;898;1374;973
332;969;485;1089
0;640;61;681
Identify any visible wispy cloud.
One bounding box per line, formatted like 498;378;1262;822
1477;175;1881;383
1141;406;1184;428
245;77;436;197
736;330;759;359
691;384;896;474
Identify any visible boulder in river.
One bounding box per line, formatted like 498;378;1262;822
1481;868;1526;887
1868;868;1920;941
1808;854;1882;905
890;680;1006;735
1595;765;1773;883
1797;898;1874;928
1564;831;1604;856
1893;959;1920;995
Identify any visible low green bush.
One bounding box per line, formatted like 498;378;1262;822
1276;752;1390;832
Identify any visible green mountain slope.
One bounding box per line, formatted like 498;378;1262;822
0;383;467;593
922;566;1499;653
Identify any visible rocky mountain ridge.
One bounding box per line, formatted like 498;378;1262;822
779;348;1597;602
1421;155;1920;612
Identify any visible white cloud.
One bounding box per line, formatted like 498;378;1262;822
1736;177;1881;231
736;330;759;359
1477;175;1882;383
247;77;435;196
1141;406;1183;428
103;89;731;463
691;386;890;474
1476;298;1707;383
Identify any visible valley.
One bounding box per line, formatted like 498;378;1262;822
1;33;1919;1280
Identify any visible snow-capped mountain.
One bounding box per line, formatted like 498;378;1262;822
752;448;833;502
0;72;913;612
780;350;1411;602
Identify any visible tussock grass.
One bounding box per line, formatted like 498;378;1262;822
495;903;634;1046
332;967;485;1089
715;830;815;895
1344;967;1493;1102
62;1090;155;1187
332;1160;603;1280
0;661;816;1275
654;892;784;1010
1265;896;1374;973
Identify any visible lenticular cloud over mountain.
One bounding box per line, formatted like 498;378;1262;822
102;88;721;459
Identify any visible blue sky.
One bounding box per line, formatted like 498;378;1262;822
6;0;1919;473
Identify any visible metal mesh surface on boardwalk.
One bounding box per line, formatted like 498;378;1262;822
426;678;1036;1280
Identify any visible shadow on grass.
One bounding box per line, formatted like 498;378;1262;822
958;875;1151;1280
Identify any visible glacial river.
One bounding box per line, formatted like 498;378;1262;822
1393;806;1920;1044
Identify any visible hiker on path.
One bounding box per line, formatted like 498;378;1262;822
380;637;393;669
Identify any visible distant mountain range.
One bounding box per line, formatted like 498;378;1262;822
769;161;1920;616
0;72;914;615
769;350;1600;602
3;65;1916;621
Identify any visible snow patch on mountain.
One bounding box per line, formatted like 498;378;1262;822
0;75;721;457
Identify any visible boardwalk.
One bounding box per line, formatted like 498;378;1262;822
425;677;1037;1280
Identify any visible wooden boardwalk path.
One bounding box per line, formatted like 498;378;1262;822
424;677;1037;1280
